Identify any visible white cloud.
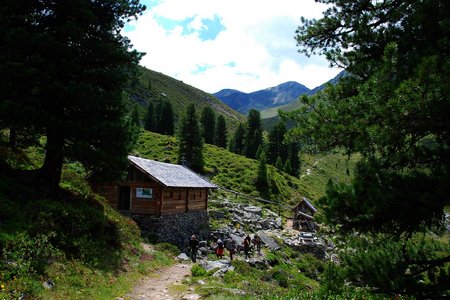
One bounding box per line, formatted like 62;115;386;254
125;0;342;94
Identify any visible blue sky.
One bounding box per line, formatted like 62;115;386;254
124;0;342;94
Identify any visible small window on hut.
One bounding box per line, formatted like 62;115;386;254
136;188;153;199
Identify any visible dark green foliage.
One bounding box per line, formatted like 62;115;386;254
275;157;283;170
200;106;216;144
283;159;292;175
320;159;448;234
214;115;227;148
244;109;263;159
292;0;450;297
268;122;287;164
334;234;450;298
286;142;300;176
229;123;246;155
144;102;155;132
159;100;174;135
178;104;204;172
148;98;175;136
131;105;140;127
0;0;145;194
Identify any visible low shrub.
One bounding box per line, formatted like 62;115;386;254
191;264;207;277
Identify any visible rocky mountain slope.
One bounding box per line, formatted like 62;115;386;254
214;81;311;114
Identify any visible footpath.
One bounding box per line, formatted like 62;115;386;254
124;262;200;300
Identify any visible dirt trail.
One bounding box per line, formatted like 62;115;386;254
125;262;199;300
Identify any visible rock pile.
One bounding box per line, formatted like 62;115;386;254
209;199;282;231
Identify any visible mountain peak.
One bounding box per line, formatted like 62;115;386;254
214;81;310;114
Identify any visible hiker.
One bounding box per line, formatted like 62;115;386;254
226;237;236;261
188;234;199;263
252;234;262;254
216;238;224;259
243;235;251;259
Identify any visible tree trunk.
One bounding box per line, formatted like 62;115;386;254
9;127;17;149
39;128;64;198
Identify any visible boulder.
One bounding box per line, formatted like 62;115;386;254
177;253;190;261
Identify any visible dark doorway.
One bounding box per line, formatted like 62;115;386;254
119;186;131;210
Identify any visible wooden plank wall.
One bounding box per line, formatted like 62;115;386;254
161;188;187;215
93;185;119;209
130;182;161;215
188;188;207;211
160;187;208;215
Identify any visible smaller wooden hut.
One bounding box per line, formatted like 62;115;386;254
292;197;317;232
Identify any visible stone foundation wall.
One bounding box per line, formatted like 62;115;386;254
131;211;210;252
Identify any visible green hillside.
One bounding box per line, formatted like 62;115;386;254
133;130;358;212
260;97;304;119
127;66;245;133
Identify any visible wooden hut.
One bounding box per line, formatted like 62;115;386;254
292;197;317;232
94;155;217;216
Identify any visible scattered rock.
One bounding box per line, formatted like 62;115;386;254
182;294;201;300
258;233;280;251
199;259;231;272
177;253;190;261
43;280;54;289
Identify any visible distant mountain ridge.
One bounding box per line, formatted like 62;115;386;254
214;71;345;115
214;81;311;114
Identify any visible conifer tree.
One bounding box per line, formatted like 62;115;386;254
144;102;155;132
268;122;287;164
229;123;246;154
214;115;227;148
160;100;174;135
0;0;145;195
275;157;283;170
154;99;163;133
286;142;300;176
178;104;204;172
293;0;450;296
283;158;292;175
200;106;216;144
244;109;263;159
131;105;140;127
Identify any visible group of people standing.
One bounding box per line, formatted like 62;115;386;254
188;233;262;263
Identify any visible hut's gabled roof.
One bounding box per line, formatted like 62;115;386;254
293;197;317;213
128;156;217;188
302;197;317;212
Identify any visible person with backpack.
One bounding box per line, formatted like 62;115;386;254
216;238;224;259
243;235;251;259
189;234;199;263
226;237;236;261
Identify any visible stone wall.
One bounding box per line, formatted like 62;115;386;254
131;211;210;252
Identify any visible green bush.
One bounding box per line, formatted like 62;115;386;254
154;242;179;256
1;232;62;276
191;264;207;277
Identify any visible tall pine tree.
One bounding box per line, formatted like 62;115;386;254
200;106;216;144
144;102;155;132
267;122;287;165
244;109;263;159
178;104;204;172
214;115;227;148
229;123;246;155
160;100;174;135
0;0;145;195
